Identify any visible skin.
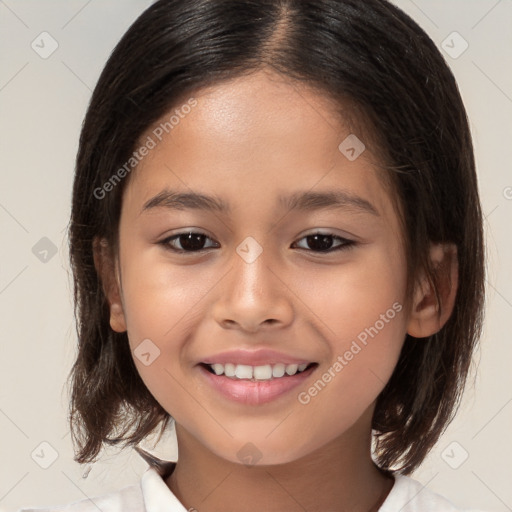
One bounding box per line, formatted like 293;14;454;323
96;69;457;511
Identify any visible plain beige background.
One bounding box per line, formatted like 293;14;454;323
0;1;511;511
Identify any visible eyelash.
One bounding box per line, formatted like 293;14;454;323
158;231;356;255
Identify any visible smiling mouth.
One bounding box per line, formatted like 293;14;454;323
200;362;318;381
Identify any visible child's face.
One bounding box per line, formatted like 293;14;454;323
113;70;411;465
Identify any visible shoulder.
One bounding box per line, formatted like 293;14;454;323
17;481;144;512
380;474;486;512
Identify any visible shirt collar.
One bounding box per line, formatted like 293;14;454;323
141;463;190;512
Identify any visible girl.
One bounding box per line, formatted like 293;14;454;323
22;0;485;510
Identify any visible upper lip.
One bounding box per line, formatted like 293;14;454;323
201;349;314;366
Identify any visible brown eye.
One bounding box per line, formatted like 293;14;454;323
292;233;355;253
160;232;219;252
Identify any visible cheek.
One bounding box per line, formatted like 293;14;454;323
289;246;408;420
117;250;216;400
119;249;216;344
288;287;406;459
296;243;407;346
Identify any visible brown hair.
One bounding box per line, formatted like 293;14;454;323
67;0;485;474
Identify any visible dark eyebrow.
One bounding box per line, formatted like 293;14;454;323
142;190;231;213
142;188;379;216
277;190;379;216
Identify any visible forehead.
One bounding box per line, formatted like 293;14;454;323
126;69;395;221
161;70;353;168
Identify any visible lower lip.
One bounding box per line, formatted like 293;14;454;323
198;364;317;405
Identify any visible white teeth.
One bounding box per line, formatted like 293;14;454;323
235;364;253;379
224;363;236;377
285;364;298;376
212;363;224;375
253;364;273;380
272;363;285;378
207;362;311;380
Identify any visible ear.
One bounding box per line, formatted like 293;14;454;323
406;243;458;338
92;237;127;333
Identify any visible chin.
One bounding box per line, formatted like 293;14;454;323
201;433;316;468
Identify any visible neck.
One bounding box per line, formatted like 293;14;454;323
165;417;393;512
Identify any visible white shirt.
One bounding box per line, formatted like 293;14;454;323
19;463;485;512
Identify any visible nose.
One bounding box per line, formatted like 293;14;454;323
211;245;294;334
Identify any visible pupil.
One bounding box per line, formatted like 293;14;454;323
307;234;333;251
180;233;205;251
